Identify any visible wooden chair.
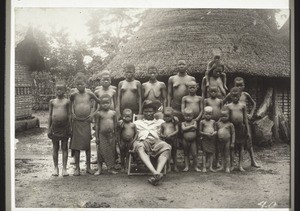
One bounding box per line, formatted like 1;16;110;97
127;114;167;176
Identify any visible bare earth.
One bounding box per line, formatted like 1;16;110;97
14;111;290;208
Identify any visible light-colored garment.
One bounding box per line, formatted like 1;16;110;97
134;119;165;140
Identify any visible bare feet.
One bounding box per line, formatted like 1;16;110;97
216;167;224;172
225;167;230;173
52;167;59;176
86;168;95;175
202;168;207;173
174;166;179;172
94;169;102;175
194;167;201;172
209;167;216;172
239;166;245;172
251;161;261;168
73;168;80;176
182;167;189;172
167;168;171;173
230;166;235;172
216;162;221;168
62;169;69;177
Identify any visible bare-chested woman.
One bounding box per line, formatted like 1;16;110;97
117;64;142;115
167;59;196;122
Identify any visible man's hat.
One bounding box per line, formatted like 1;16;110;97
142;100;161;111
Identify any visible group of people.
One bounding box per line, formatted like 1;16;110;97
48;56;260;186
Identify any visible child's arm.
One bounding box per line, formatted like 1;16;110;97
88;92;102;108
47;100;53;139
181;122;197;132
67;100;72;136
245;92;256;120
167;77;173;107
181;96;186;114
130;124;138;148
161;83;167;110
222;93;231;105
199;121;210;136
195;97;204;121
95;113;100;145
168;123;179;138
201;77;207;98
230;123;236;148
116;82;122;115
113;112;119;145
212;121;217;136
137;81;142;114
243;105;251;138
221;72;228;90
159;124;166;140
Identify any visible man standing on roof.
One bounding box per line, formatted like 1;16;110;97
132;100;171;186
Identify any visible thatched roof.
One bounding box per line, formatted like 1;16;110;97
15;27;45;71
106;9;290;79
277;17;290;49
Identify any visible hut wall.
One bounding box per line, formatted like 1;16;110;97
15;62;34;120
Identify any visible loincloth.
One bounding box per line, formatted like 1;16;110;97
97;131;116;168
70;119;91;150
233;124;247;146
202;135;216;153
133;138;171;158
50;120;70;139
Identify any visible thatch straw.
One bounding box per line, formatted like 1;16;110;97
106;9;290;79
277;17;290;49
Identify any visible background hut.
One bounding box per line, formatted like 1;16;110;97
277;17;290;51
15;27;45;131
105;9;290;143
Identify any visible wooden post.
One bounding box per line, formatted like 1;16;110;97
272;87;280;141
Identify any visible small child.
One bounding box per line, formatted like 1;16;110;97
181;108;201;172
202;64;227;99
216;109;235;173
199;106;217;173
227;87;251;172
118;108;137;172
160;107;179;172
204;85;223;168
94;94;118;175
48;81;71;177
205;55;227;90
181;81;203;122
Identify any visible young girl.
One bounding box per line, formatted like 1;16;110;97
199;106;217;173
95;94;118;175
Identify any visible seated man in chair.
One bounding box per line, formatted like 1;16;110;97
132;100;171;186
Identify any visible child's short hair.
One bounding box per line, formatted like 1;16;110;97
124;64;135;71
213;55;221;60
75;72;88;83
100;70;111;78
186;81;197;87
100;94;112;101
204;106;213;113
208;85;218;91
183;107;193;115
122;108;133;116
148;66;158;71
164;107;174;114
56;79;66;87
230;87;241;94
234;77;244;83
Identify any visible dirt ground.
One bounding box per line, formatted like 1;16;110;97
14;111;291;208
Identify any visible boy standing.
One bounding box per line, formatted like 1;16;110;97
227;87;250;172
223;77;260;168
48;81;71;176
160;107;179;172
216;109;235;173
69;73;102;176
181;108;201;172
